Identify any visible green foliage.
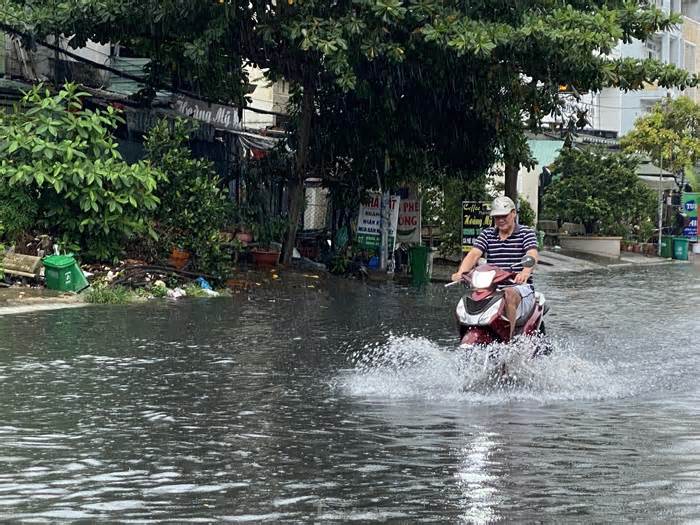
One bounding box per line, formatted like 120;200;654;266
422;172;489;257
251;217;287;250
518;198;536;227
145;118;233;276
0;83;163;261
148;282;169;298
4;0;698;263
0;181;38;245
4;1;695;176
330;253;349;275
544;148;657;237
621;96;700;175
83;284;139;304
182;283;209;298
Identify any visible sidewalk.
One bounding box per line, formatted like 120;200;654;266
431;248;690;282
0;287;84;316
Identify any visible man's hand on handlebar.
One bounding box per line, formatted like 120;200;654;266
514;270;531;284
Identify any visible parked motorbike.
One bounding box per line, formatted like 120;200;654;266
445;255;551;356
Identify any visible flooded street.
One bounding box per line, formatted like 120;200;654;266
0;264;698;522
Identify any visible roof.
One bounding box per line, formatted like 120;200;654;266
527;139;564;168
636;161;674;177
638;175;678;192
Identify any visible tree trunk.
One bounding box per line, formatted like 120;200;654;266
504;159;518;203
281;78;314;265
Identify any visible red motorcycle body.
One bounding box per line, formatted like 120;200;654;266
454;264;547;347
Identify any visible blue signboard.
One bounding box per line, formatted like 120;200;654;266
682;193;698;241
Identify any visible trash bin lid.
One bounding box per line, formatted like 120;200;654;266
43;255;76;269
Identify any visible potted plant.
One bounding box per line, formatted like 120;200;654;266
251;218;287;267
169;245;191;269
232;203;255;244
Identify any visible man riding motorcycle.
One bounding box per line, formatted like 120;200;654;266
451;196;539;340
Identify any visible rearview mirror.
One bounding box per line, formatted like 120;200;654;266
521;255;536;268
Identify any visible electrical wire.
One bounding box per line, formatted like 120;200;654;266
0;11;287;117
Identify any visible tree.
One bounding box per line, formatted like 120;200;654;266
0;83;163;260
145;119;233;276
543;148;656;237
621;96;700;184
1;1;696;263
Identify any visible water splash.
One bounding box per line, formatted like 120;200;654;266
337;335;632;403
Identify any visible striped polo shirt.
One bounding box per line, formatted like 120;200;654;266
473;224;538;277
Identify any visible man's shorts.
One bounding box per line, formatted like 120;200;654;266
514;284;536;322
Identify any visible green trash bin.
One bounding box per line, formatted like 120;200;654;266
537;230;545;250
660;236;674;258
43;255;89;292
408;245;430;285
672;237;690;261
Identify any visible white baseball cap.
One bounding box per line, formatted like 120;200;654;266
490;196;516;217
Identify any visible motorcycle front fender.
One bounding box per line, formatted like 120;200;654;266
460;327;495;347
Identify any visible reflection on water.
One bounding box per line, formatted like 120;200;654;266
0;264;697;521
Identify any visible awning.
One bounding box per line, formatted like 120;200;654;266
527;139;564;168
636;162;674;177
638;175;678;192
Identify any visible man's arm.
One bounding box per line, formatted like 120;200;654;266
451;247;483;281
514;248;538;284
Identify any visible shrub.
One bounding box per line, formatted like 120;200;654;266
0;84;164;261
145;119;233;276
0;181;38;245
544;148;657;236
422;173;489;256
517;198;536;227
83;284;139;304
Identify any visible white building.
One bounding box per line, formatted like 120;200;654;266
588;0;698;136
241;65;290;131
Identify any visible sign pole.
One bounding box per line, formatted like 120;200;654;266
657;155;663;256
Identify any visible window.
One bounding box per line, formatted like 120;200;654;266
670;36;681;66
685;41;696;73
682;0;700;17
645;36;663;61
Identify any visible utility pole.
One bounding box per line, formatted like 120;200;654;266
657;93;671;256
657;155;664;255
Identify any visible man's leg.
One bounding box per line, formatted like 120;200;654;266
503;288;522;341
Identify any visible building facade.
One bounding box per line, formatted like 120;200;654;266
588;0;699;136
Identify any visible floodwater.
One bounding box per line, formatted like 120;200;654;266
0;264;698;522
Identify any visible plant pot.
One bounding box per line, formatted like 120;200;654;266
169;247;191;270
235;232;253;243
251;248;279;267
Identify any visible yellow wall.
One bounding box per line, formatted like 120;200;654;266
683;17;700;104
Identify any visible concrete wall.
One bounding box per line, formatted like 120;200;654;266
517;165;539;221
560;236;622;258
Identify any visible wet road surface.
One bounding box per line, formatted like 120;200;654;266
0;264;698;522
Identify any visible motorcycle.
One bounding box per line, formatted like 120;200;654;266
445;255;551;356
